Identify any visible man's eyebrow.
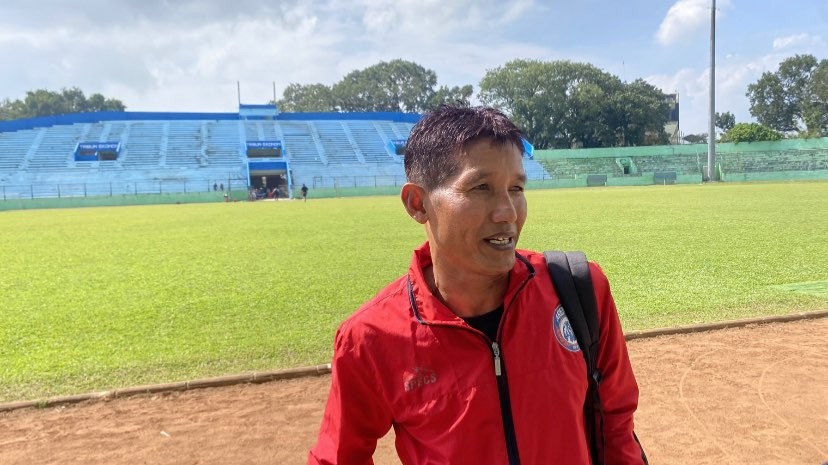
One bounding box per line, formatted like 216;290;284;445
463;171;528;184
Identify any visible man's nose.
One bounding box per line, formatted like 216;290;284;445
491;191;518;223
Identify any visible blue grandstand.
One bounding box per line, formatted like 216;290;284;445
0;104;550;201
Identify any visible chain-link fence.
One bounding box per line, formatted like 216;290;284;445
1;178;248;200
310;175;407;189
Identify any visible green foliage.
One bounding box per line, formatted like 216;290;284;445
747;54;828;136
276;59;472;113
334;60;437;112
613;79;671;146
275;83;335;112
479;59;668;149
721;122;783;143
1;182;826;401
0;87;126;120
427;84;473;109
715;111;736;132
683;133;708;144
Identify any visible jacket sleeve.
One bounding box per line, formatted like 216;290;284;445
590;263;647;465
308;322;394;465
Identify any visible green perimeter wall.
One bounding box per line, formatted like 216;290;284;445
533;137;828;159
532;137;828;186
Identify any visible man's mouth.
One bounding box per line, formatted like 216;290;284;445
485;236;514;247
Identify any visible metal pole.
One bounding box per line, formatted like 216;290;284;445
707;0;717;182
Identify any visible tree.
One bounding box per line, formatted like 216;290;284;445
333;60;438;113
682;133;708;144
720;123;782;143
746;54;827;136
801;60;828;137
479;59;569;149
276;60;472;114
276;83;335;112
479;59;668;148
609;79;670;146
714;111;735;132
427;85;473;109
0;87;125;120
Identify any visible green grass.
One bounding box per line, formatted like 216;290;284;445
1;181;826;402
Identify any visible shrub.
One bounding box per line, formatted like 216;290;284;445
721;123;782;143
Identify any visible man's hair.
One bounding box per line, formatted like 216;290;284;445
404;105;525;190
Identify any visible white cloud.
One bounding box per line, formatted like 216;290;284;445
0;0;550;111
772;33;824;50
643;47;827;136
656;0;731;46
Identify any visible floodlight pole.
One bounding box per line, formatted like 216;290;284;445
707;0;717;181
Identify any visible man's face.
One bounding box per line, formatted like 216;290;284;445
423;139;527;279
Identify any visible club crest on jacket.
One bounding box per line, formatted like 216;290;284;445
553;305;581;352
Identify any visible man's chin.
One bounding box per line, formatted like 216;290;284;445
480;255;516;275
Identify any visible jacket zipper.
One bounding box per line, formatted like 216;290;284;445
407;253;536;465
491;257;534;465
492;341;521;465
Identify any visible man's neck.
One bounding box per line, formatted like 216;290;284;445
424;264;510;318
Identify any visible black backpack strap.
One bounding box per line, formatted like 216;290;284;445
545;251;604;465
545;251;649;465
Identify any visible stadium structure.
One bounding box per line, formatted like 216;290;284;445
1;103;827;207
0;103;545;202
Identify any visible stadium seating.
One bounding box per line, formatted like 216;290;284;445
279;121;325;164
26;124;79;171
7;109;828;202
314;121;361;164
632;154;703;175
346;121;397;164
0;129;39;174
0;115;421;199
720;149;828;173
122;122;164;169
540;157;623;178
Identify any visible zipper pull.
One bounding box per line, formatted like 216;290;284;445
492;342;502;377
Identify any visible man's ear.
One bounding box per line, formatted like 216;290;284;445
401;182;428;224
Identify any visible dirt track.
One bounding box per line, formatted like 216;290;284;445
1;318;826;465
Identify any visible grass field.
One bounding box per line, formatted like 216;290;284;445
1;181;826;402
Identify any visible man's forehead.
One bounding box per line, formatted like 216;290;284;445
457;137;521;154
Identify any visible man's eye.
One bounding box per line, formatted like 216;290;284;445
510;186;525;192
473;184;489;190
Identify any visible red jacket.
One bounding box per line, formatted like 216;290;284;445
309;243;644;465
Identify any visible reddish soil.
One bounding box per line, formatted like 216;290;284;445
1;318;826;465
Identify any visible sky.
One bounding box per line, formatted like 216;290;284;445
1;0;826;136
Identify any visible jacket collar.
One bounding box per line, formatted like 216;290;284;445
407;241;536;324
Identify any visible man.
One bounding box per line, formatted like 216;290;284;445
301;183;309;202
309;106;644;465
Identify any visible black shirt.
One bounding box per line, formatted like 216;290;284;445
462;305;504;342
